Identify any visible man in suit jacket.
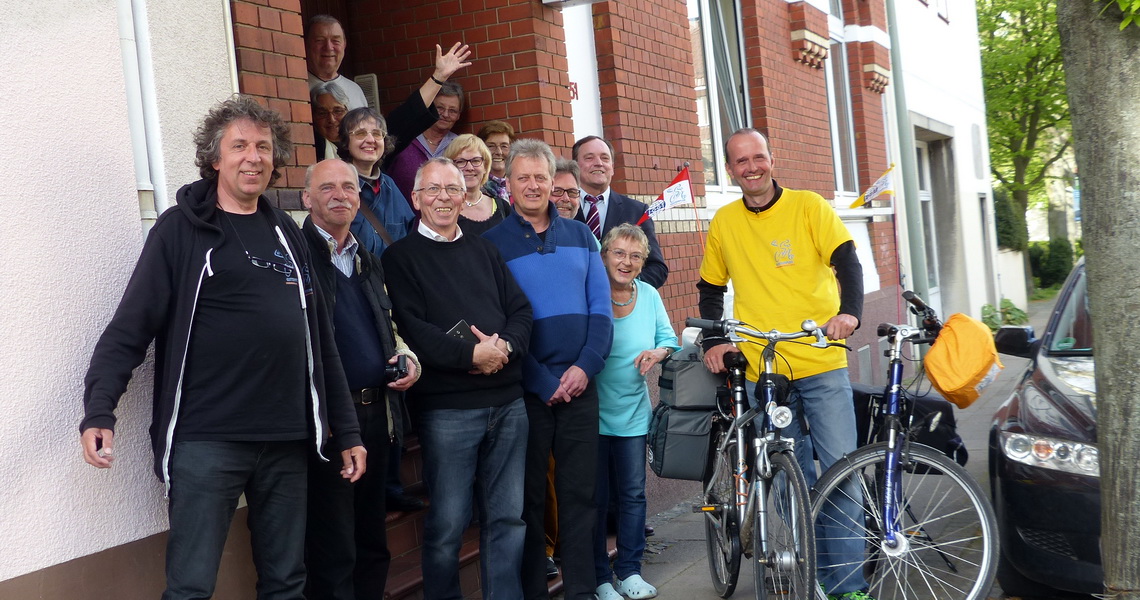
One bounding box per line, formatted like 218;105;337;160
572;136;669;288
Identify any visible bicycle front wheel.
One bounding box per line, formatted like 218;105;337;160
704;426;742;597
755;450;816;600
811;442;999;600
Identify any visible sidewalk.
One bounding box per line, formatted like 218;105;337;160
635;297;1060;600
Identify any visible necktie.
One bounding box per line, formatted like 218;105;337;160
585;195;602;240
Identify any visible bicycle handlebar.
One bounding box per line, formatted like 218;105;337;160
685;317;849;350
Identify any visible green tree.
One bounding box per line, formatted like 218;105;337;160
978;0;1071;236
1057;0;1140;597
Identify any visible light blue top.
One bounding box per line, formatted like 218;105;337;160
597;279;680;436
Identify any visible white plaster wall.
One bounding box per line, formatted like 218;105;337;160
0;0;231;581
997;249;1029;311
895;0;998;318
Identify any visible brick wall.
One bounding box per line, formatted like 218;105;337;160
231;0;314;210
591;0;706;330
345;0;575;152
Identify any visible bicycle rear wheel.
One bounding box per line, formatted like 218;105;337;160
704;426;742;597
755;450;815;600
810;442;998;600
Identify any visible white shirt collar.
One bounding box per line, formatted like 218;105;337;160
417;220;464;243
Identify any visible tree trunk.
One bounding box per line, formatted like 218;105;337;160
1057;2;1140;597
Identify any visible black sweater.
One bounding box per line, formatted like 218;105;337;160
381;231;533;410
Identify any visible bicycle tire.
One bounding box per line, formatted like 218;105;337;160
810;442;998;600
704;426;742;597
755;450;816;600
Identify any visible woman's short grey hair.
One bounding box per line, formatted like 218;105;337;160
193;94;292;185
554;158;580;185
601;223;649;256
505;139;556;180
436;80;465;110
336;107;396;163
311;81;350;107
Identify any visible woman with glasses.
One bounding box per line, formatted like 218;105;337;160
477;120;517;204
336;107;415;256
387;81;465;204
593;224;678;600
312;81;350;160
443;134;512;237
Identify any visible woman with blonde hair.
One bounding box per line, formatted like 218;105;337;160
444;134;512;236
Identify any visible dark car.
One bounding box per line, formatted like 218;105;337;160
989;257;1101;596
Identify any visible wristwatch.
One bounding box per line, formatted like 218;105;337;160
504;339;514;354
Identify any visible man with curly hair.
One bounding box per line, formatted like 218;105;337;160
80;95;365;599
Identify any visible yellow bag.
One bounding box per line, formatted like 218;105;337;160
924;313;1004;409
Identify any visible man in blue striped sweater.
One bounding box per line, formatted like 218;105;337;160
484;139;613;600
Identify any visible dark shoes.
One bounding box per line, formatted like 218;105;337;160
387;493;427;513
546;556;559;580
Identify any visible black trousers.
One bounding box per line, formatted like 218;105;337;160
521;383;600;600
305;400;391;600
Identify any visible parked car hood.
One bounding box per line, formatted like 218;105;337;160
1023;354;1097;443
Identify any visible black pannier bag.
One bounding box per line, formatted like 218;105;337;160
657;353;723;410
647;402;713;480
851;382;969;466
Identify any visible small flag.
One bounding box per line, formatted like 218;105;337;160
637;167;695;225
850;164;895;209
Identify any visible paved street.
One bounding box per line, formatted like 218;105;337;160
629;297;1097;600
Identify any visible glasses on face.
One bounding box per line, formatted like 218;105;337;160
350;128;385;140
550;187;581;199
434;106;461;118
246;252;295;275
607;248;645;264
314;107;347;121
487;143;511;153
414;185;465;198
453;157;485;169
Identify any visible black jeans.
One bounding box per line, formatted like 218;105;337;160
521;383;600;600
305;401;391;600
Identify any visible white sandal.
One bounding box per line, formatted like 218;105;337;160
618;574;658;599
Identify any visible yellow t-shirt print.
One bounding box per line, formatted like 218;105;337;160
772;239;794;267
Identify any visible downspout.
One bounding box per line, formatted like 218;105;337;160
222;0;241;93
115;0;157;231
131;0;169;215
885;0;930;302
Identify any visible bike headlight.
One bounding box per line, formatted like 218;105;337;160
1001;432;1099;477
769;405;793;429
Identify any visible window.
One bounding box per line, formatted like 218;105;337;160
689;0;748;190
824;4;859;201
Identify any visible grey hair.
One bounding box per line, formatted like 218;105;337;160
601;223;649;256
436;80;465;110
193;94;292;185
554;157;580;185
311;81;350;107
505;139;556;179
307;14;342;31
304;159;358;190
413;157;464;191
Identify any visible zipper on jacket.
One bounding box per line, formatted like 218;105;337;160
276;225;328;462
161;248;214;497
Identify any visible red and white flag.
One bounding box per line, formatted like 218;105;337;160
637;167;695;225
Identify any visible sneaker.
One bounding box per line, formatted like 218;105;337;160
617;574;658;599
596;583;622;600
827;590;876;600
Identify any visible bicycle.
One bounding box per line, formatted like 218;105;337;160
687;317;847;599
810;291;999;600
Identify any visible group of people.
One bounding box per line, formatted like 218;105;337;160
79;12;871;600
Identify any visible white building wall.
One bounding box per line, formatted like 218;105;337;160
0;0;232;582
894;0;1001;318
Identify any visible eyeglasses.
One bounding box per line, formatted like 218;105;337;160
487;143;511;153
350;128;385;140
607;248;646;264
247;253;296;275
414;185;465;198
314;107;347;120
551;187;581;199
453;157;484;168
434;106;461;118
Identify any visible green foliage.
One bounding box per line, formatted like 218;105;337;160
978;0;1071;210
1041;238;1075;286
981;299;1031;332
1074;237;1084;258
1104;0;1140;28
1029;283;1062;301
993;187;1029;250
1027;242;1047;277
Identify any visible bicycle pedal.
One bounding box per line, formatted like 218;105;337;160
693;504;720;513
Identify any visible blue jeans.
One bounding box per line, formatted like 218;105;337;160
417;398;528;600
748;368;866;594
593;434;648;585
164;440;308;600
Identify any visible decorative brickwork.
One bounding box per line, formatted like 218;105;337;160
788;1;830;68
231;0;313;210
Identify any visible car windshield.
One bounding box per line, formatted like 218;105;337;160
1048;267;1093;355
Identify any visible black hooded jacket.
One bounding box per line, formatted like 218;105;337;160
81;179;361;490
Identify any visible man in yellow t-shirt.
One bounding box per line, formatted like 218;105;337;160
697;128;869;600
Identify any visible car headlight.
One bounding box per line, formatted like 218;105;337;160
1001;432;1099;477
